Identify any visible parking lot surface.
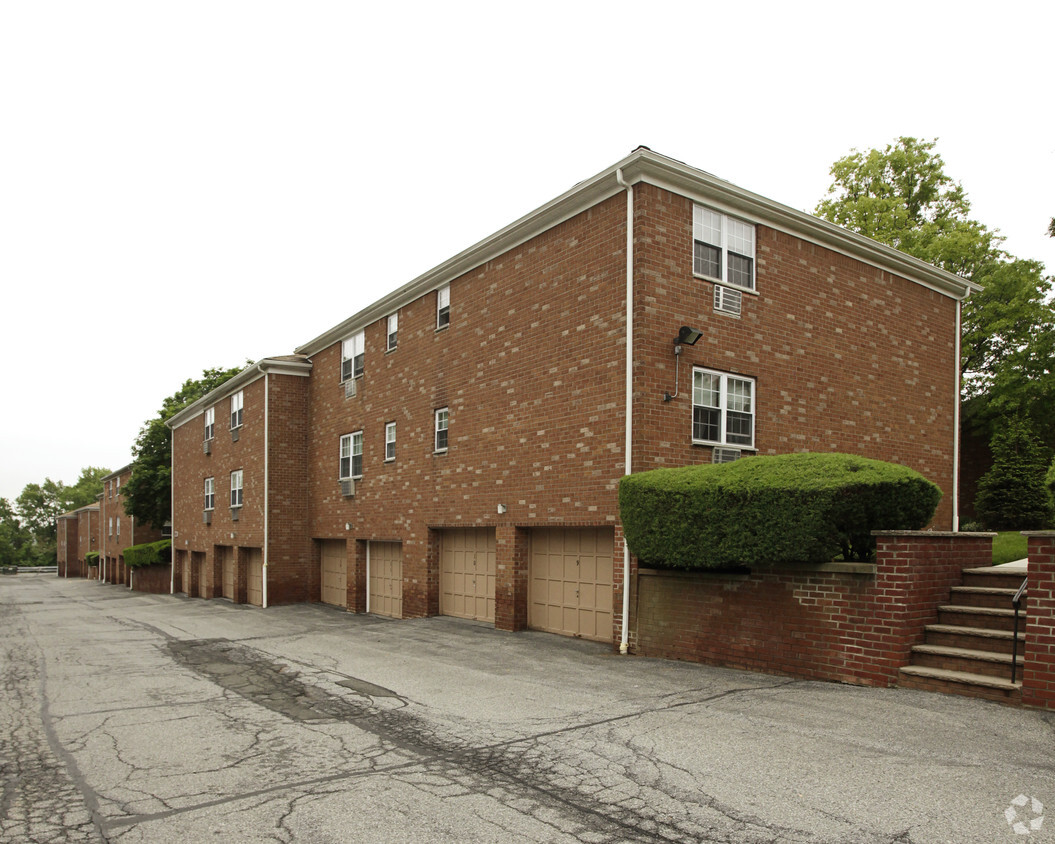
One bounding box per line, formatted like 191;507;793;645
2;574;1053;843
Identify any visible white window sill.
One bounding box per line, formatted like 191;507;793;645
693;273;758;296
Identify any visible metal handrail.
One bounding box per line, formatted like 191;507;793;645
1011;577;1028;684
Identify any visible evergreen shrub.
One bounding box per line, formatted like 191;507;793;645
85;551;99;565
124;539;172;569
974;418;1054;530
619;452;941;569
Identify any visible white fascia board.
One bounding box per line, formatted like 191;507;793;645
101;462;135;483
296;149;977;360
166;357;313;430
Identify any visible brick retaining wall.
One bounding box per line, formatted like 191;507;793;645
632;532;992;687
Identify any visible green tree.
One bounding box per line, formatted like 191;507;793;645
0;498;34;566
816;137;1055;442
974;418;1054;530
66;466;109;509
124;365;245;531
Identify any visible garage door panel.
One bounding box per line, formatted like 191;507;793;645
222;548;235;601
369;542;402;618
529;528;614;642
440;529;496;622
247;548;263;607
320;539;347;608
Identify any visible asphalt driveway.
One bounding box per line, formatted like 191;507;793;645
2;573;1053;843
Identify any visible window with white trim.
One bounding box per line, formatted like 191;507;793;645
230;390;243;429
341;331;365;382
693;205;756;291
434;407;448;453
230;470;243;508
116;517;121;537
387;313;398;351
385;422;396;462
692;368;755;448
115;476;120;496
204;477;215;510
107;481;112;498
340;432;363;479
108;517;113;537
436;285;450;329
204;407;215;440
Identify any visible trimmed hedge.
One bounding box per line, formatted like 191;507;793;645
124;539;172;569
85;551;100;565
619;452;941;569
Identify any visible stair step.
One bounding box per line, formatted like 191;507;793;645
949;585;1020;609
898;665;1022;704
910;644;1022;678
937;604;1019;632
924;624;1024;654
961;567;1029;591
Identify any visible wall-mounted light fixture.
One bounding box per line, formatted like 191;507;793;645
664;325;703;401
497;503;507;515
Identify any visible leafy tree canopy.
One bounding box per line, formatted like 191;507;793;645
124;365;245;531
816;137;1055;442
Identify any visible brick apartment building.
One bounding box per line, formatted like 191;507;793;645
56;503;99;578
98;464;165;586
168;147;976;649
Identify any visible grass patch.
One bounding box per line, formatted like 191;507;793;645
993;531;1028;565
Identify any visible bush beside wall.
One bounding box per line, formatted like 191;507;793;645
619;453;941;569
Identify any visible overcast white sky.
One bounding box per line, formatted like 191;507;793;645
1;1;1052;505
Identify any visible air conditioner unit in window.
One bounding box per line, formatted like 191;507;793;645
203;439;212;455
712;447;742;464
340;479;355;498
203;510;212;524
344;379;358;399
230;507;240;522
714;285;742;316
231;427;240;442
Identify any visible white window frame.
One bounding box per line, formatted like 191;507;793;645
436;285;450;330
115;476;120;496
204;477;215;511
385;421;396;462
108;517;113;537
116;517;121;537
230;390;244;430
341;331;365;382
230;469;243;508
434;407;449;453
693;205;756;292
339;434;352;480
691;368;755;448
204;407;215;441
387;313;398;351
351;430;363;479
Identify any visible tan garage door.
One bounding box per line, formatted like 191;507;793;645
247;548;263;607
319;539;348;608
221;547;235;601
369;542;402;618
529;527;614;642
440;528;495;622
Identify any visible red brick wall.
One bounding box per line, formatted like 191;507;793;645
56;517;79;577
172;371;310;605
77;509;99;573
1023;532;1055;710
632;532;992;685
631;184;958;529
305;195;629;619
102;468;164;563
130;563;171;594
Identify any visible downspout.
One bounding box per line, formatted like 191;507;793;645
952;296;964;531
616;168;633;655
365;542;371;614
63;519;67;578
170;432;176;594
260;364;270;609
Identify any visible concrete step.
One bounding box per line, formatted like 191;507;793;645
948;585;1020;610
962;567;1029;592
937;605;1020;632
898;665;1022;705
910;643;1022;680
924;624;1024;655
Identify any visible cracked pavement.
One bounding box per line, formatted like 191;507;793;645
2;574;1054;843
